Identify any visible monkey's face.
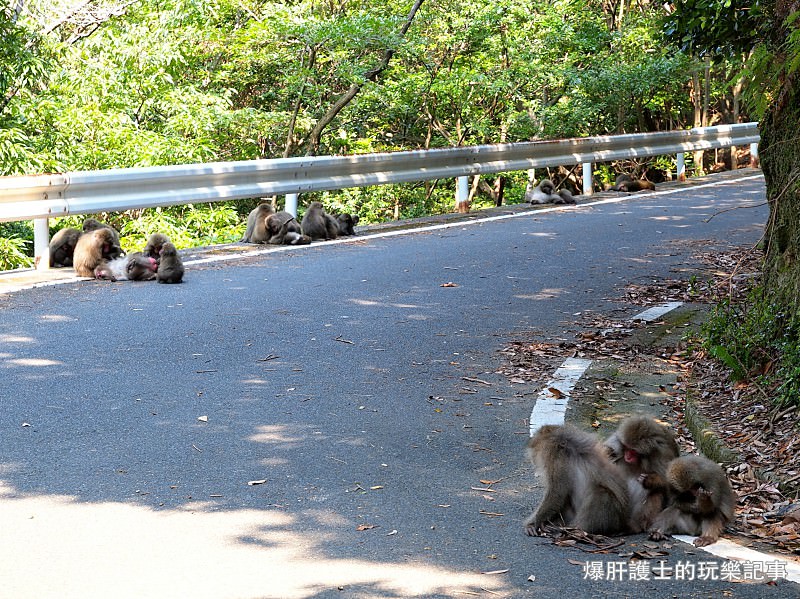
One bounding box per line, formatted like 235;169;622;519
623;446;640;465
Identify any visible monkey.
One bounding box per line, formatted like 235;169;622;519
301;201;338;240
524;179;562;204
552;189;577;205
82;217;122;245
49;227;82;267
324;214;340;240
124;252;158;281
91;253;157;282
524;424;630;536
334;213;359;236
265;212;312;245
648;455;736;547
617;179;656;192
143;233;171;261
241;203;276;243
608;174;656;192
73;227;125;280
607;174;633;191
156;242;184;284
604;415;680;532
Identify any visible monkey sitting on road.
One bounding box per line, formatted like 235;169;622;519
648;454;736;547
49;227;82;267
302;202;338;241
73;228;125;280
604;415;680;532
334;213;359;236
156;242;184;284
524;424;630;536
241;203;275;243
143;233;171;261
265;212;312;245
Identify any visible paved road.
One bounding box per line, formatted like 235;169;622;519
1;171;795;598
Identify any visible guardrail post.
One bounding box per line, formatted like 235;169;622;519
676;153;686;182
750;142;760;168
33;217;50;271
582;162;593;195
455;176;469;213
285;193;298;217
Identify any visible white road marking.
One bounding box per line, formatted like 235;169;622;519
528;357;592;436
631;301;684;322
673;535;800;583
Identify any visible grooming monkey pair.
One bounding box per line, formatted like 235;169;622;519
525;416;735;547
241;201;359;245
52;219;183;283
525;173;655;204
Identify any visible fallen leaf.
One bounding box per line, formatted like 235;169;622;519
357;524;377;531
482;569;509;575
247;479;267;486
440;282;459;287
548;387;564;399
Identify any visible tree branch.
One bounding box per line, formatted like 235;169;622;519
304;0;425;155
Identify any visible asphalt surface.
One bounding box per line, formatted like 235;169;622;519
1;169;797;598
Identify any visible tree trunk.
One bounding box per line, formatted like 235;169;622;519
760;70;800;317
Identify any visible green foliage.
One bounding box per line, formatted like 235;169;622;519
662;1;766;58
702;287;800;407
0;235;33;270
117;205;245;252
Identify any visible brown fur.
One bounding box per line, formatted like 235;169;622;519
241;203;276;243
266;212;311;245
125;252;158;281
143;233;171;261
49;227;81;267
649;455;736;546
605;415;680;531
73;228;124;279
156;242;184;284
82;217;121;245
301;202;336;241
617;179;656;192
524;424;630;536
334;213;359;236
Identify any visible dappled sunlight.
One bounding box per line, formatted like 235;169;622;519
349;298;422;309
0;482;508;599
38;314;77;323
514;287;568;300
249;424;317;446
646;215;687;221
522;231;558;238
4;357;63;367
0;334;34;343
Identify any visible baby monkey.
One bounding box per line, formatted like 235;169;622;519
649;455;736;547
604;415;680;531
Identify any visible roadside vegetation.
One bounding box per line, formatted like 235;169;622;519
1;0;752;261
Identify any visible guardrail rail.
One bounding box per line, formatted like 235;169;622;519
0;122;760;270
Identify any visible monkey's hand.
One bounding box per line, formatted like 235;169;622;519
640;473;667;491
694;535;717;547
648;528;667;542
523;516;545;537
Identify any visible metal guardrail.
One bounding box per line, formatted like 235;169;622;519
0;122;760;268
